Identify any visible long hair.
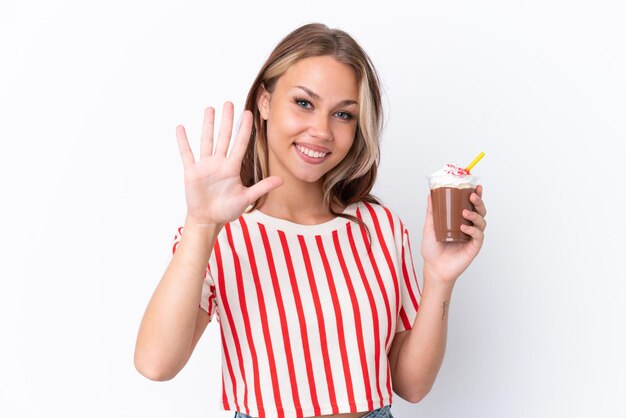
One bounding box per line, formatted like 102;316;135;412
242;23;383;234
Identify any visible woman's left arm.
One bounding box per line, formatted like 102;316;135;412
389;186;487;403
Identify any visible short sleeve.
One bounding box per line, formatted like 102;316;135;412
395;227;421;333
172;226;218;322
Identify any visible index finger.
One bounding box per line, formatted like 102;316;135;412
230;110;253;164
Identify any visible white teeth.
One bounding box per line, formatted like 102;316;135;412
296;145;327;158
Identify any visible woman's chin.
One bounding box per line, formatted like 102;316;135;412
296;173;325;184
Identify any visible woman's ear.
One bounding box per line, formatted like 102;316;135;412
258;85;270;121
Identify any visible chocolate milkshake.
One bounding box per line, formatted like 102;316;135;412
428;164;479;242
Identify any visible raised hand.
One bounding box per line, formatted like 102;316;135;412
176;102;283;227
420;185;487;284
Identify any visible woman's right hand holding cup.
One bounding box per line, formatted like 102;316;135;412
176;102;283;228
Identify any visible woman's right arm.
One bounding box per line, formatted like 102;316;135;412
133;219;221;381
133;103;282;381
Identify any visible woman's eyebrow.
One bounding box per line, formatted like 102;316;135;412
295;85;358;106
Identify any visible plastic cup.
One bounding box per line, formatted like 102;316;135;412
427;175;480;242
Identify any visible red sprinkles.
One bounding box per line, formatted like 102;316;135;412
443;163;470;176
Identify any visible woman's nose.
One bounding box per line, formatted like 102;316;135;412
309;114;333;141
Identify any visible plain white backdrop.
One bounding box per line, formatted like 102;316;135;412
1;1;625;417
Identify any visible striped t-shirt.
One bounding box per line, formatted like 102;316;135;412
172;201;421;418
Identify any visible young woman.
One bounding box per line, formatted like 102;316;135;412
134;23;487;418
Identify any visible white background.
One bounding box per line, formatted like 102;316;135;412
1;1;625;417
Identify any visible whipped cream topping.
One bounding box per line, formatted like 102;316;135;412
428;163;477;189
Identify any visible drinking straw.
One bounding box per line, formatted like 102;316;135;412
465;152;485;172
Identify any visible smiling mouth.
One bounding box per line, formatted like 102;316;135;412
295;144;330;158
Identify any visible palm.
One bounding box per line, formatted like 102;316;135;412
183;156;253;224
177;103;283;226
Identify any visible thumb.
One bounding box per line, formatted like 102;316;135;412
423;194;434;233
425;193;433;219
245;176;284;203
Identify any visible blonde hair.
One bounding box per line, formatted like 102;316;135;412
242;23;383;227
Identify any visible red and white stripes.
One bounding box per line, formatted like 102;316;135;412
172;201;420;418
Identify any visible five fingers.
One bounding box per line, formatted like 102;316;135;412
177;102;252;168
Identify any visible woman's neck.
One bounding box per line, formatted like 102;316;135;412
255;178;342;225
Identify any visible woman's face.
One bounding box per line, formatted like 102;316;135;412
258;55;359;185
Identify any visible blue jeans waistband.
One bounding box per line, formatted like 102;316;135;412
234;404;393;418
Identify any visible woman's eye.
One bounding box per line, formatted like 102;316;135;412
294;98;312;109
335;111;353;120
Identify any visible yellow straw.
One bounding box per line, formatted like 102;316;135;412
465;152;485;172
